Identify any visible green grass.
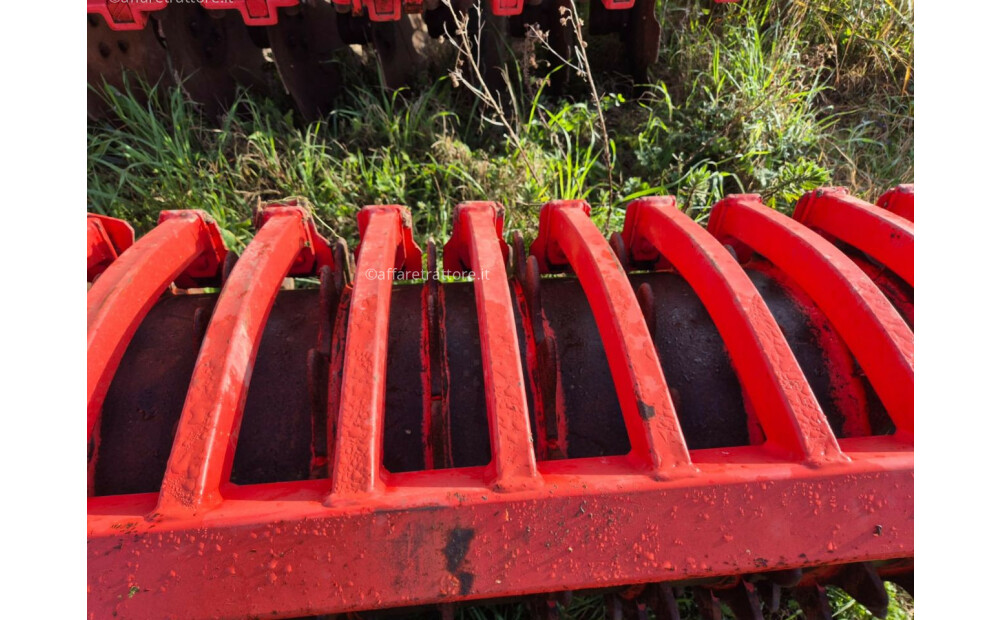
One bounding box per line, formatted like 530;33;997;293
87;0;913;618
88;0;913;248
447;583;914;619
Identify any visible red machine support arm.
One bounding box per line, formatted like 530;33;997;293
623;197;846;464
530;200;693;477
708;195;914;436
328;205;422;500
443;202;541;491
156;207;324;516
877;184;915;222
793;188;914;286
87;211;226;445
87;214;134;281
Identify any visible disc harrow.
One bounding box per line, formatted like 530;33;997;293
87;188;914;619
86;0;739;118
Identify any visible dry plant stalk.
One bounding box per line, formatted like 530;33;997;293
440;0;540;185
527;2;615;233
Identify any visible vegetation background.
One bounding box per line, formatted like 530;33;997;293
87;0;914;617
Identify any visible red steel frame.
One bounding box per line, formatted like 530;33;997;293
87;194;913;619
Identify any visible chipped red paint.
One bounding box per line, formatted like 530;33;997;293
87;189;914;619
793;188;914;286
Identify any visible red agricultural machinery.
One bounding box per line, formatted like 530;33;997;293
87;0;742;118
87;185;914;619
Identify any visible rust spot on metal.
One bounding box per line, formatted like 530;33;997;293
443;527;475;595
638;400;655;420
444;527;474;573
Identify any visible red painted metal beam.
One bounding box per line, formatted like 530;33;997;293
877;184;915;223
529;200;693;477
87;211;226;446
87;214;135;282
329;206;422;500
623;197;845;465
707;195;914;436
87;438;913;619
156;206;325;517
793;188;914;286
443;202;541;490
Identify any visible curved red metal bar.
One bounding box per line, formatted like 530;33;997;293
329;206;422;500
877;184;915;223
529;200;693;477
623;197;846;465
708;195;914;435
794;188;914;286
443;202;541;490
156;208;314;516
87;211;225;445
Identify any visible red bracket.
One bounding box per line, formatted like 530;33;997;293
600;0;636;10
330;0;402;21
366;0;402;20
876;184;915;223
198;0;300;26
255;202;335;276
87;214;134;281
87;0;168;30
442;201;509;272
491;0;525;16
356;204;422;277
158;210;228;287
